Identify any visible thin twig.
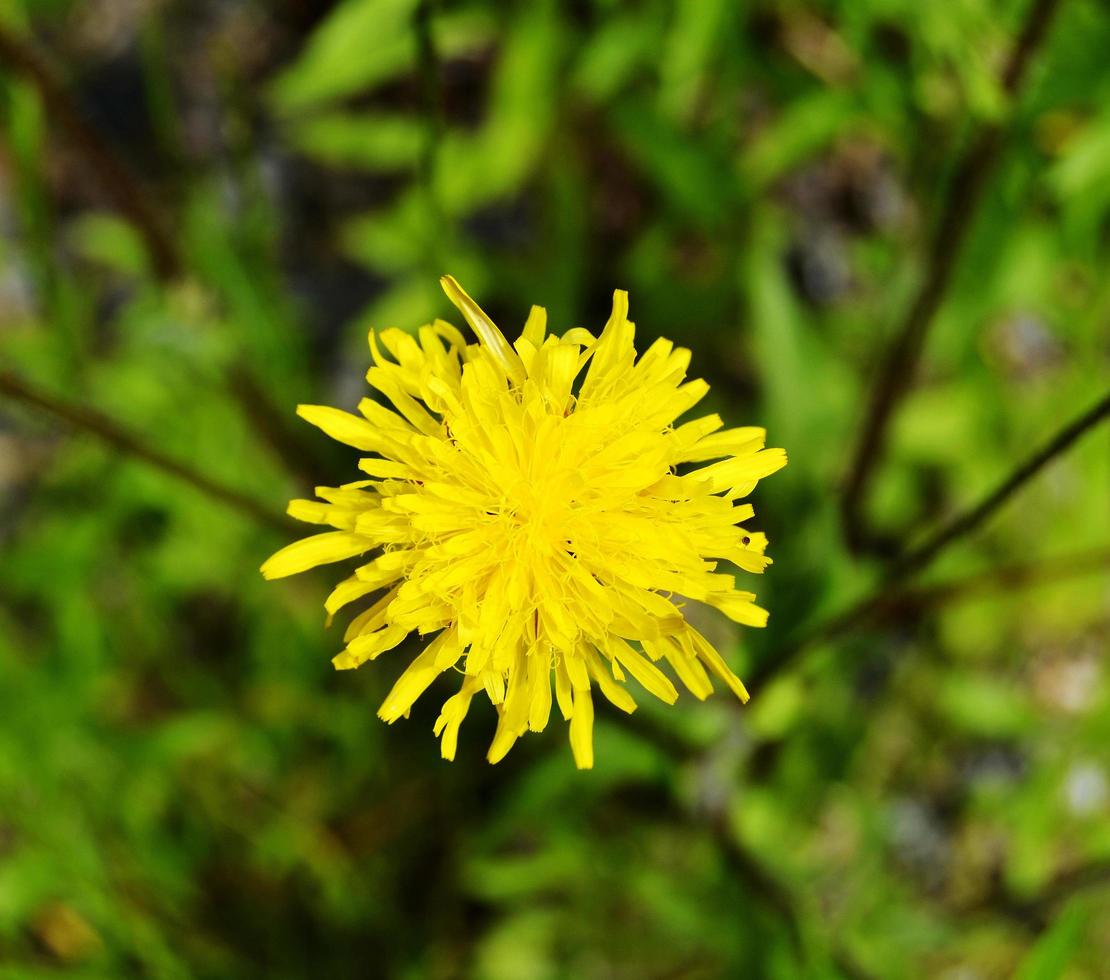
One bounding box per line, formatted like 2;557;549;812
0;24;181;280
0;370;290;532
968;859;1110;931
756;388;1110;686
628;542;1110;756
749;589;886;690
607;782;875;978
711;813;877;980
1024;861;1110;924
708;550;1109;969
753;517;1110;693
840;0;1065;554
875;544;1110;615
891;389;1110;579
225;363;334;490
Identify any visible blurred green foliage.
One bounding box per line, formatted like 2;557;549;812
0;0;1108;977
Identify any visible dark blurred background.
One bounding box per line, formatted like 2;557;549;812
0;0;1108;977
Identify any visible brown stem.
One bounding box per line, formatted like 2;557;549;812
1023;861;1110;924
752;534;1110;691
840;0;1065;554
627;542;1110;759
0;370;290;532
876;544;1110;615
891;389;1110;580
0;24;181;280
757;389;1110;688
711;813;878;980
225;363;333;491
969;859;1110;931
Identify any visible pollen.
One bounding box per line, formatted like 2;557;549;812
261;277;787;768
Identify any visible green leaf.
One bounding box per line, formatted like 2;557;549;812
1013;898;1087;980
570;11;657;101
268;0;420;113
435;3;562;212
67;213;150;277
611;101;736;227
285;112;425;171
657;0;733;122
740;90;857;193
937;673;1034;737
1049;108;1110;201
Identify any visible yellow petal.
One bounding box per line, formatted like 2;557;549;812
440;275;526;386
645;636;714;700
338;623;407;667
607;637;678;705
554;655;573;721
435;675;482;761
527;650;553;732
683;427;766;463
569;686;595;770
685;627;750;703
325;575;382;616
296;405;384;451
378;630;455;722
521;304;547;346
486;712;520;765
585;648;637;714
260;532;371;580
709;593;769;628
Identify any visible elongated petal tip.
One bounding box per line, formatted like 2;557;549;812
569;689;595;769
333;649;361;670
440;275;526;384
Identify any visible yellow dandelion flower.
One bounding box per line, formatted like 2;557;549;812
262;277;787;768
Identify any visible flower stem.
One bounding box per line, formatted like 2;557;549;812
840;0;1066;554
0;370;290;532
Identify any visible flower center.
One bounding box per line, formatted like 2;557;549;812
507;474;572;551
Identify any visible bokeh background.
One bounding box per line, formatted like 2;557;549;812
1;0;1109;977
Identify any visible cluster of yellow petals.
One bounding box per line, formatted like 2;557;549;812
262;277;786;768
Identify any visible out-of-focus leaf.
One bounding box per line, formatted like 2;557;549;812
570;11;657;101
1012;898;1087;980
341;192;435;274
747;676;804;738
611;101;736;227
471;909;559;980
740;90;857;193
1048;107;1110;220
657;0;732;122
937;673;1034;737
285;113;424;171
436;3;562;211
268;0;420;113
743;212;812;449
893;383;981;462
67;213;149;277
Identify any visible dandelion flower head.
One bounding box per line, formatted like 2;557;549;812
262;277;786;768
